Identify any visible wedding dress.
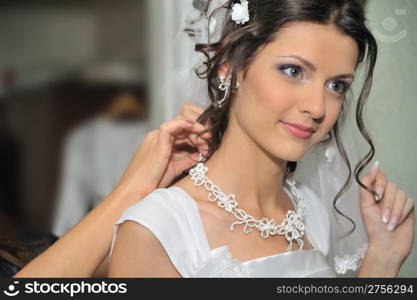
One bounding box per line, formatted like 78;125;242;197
110;181;341;277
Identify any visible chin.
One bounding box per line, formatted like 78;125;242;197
283;152;305;162
268;145;307;163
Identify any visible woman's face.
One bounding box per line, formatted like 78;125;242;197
230;21;359;162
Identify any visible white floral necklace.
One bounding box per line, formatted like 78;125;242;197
189;159;306;251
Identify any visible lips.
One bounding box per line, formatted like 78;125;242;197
280;121;316;139
281;121;317;133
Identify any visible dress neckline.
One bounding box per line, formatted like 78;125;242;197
170;185;321;265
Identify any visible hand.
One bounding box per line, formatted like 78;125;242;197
359;162;415;266
116;103;211;197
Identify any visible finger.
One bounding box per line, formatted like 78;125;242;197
196;143;210;156
175;118;211;138
373;169;388;202
191;122;212;138
181;103;204;116
185;125;212;142
172;152;201;174
359;161;381;209
403;204;416;225
399;197;415;224
174;132;209;154
173;137;197;150
174;137;208;152
179;136;209;156
374;170;388;223
174;130;210;143
387;189;406;231
189;132;210;144
157;120;196;149
173;124;211;156
398;205;416;232
189;129;213;151
187;135;202;153
178;103;204;121
177;104;212;135
380;181;397;224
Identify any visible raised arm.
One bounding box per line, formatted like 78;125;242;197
13;104;209;278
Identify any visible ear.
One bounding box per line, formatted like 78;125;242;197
217;64;244;85
217;64;231;78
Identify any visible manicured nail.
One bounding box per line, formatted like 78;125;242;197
373;160;380;170
382;208;390;224
375;186;384;199
388;216;398;231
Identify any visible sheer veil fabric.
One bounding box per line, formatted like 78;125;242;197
294;123;369;277
176;0;369;277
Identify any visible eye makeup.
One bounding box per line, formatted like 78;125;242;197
277;63;352;96
326;80;351;95
278;64;303;79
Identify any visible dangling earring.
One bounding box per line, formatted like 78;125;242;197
216;76;240;108
217;76;230;108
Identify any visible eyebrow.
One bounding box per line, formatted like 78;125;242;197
276;55;355;81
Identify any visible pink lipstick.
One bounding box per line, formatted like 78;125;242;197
281;121;315;139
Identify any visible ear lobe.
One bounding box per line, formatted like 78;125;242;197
217;64;231;78
217;64;244;85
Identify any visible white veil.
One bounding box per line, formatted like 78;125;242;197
177;0;370;277
294;121;369;277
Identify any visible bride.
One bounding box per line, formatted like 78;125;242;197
108;0;414;277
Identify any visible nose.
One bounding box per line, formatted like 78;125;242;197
298;83;326;119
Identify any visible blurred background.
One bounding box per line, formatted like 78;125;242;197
0;0;415;276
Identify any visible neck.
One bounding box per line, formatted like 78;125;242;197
204;115;289;217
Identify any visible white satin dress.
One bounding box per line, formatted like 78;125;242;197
110;181;338;277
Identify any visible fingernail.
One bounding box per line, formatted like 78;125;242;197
372;160;380;170
375;186;384;199
186;120;196;125
387;216;398;231
382;208;390;224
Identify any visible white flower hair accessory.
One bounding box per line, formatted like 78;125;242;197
231;0;250;25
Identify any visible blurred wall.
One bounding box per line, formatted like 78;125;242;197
0;8;97;72
0;0;148;230
0;0;147;95
147;0;196;129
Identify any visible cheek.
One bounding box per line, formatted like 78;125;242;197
243;70;294;116
315;101;343;143
326;101;343;127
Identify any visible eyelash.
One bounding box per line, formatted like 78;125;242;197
278;64;351;96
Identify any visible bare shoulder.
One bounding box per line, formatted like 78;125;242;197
107;220;181;278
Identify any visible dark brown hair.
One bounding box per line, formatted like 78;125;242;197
192;0;379;238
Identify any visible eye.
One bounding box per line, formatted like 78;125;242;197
279;64;303;79
326;80;350;95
